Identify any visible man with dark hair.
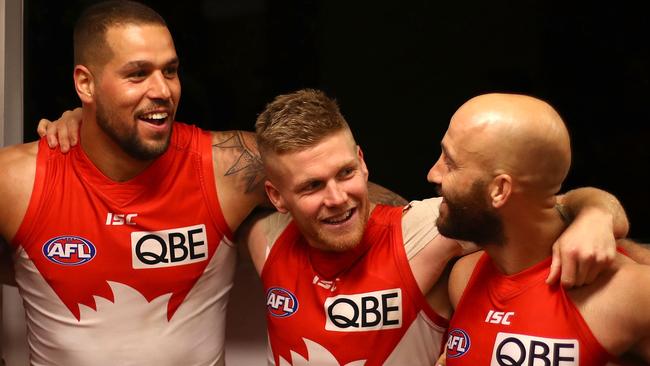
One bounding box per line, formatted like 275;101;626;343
0;1;267;365
237;89;630;365
30;3;631;363
433;94;650;364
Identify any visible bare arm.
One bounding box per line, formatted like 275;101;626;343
211;130;271;233
547;187;629;287
617;238;650;265
367;181;408;206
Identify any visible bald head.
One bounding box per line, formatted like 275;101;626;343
448;93;571;196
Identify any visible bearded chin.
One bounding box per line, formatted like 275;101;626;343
437;182;505;246
96;100;171;161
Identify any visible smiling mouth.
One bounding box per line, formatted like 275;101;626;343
138;111;169;126
322;208;355;225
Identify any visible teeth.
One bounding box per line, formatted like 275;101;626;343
324;210;353;224
140;112;168;120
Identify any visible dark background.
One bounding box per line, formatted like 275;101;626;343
24;1;649;241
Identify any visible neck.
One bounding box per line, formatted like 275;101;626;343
80;110;154;182
483;205;565;275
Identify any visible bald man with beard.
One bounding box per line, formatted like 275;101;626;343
431;94;650;365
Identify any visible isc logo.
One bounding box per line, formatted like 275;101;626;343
106;212;137;225
42;236;96;265
324;288;402;332
446;328;471;358
266;287;299;317
131;224;208;269
491;332;579;365
485;310;515;325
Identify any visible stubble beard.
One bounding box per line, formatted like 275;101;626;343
95;98;172;161
313;201;371;252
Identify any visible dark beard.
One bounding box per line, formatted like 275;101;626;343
436;180;504;246
96;99;172;161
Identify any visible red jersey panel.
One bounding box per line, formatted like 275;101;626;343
11;123;235;366
262;204;448;366
447;253;617;366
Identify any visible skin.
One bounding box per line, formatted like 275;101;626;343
437;93;650;361
0;23;268;279
242;129;461;319
72;23;267;232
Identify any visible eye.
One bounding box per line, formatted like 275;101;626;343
127;69;148;81
299;180;323;193
339;167;356;179
163;65;178;78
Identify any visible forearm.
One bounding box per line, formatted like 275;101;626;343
558;187;629;239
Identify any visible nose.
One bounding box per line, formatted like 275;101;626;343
323;181;348;207
148;71;172;100
427;156;444;184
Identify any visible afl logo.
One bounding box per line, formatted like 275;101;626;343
446;328;471;358
42;236;96;266
266;287;299;318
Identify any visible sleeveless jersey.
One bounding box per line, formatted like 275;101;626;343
446;253;617;365
10;123;236;366
262;204;448;366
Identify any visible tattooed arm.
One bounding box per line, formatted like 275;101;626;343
367;181;408;206
210;130;270;234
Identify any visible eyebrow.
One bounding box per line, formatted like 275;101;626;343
120;57;179;70
441;143;456;165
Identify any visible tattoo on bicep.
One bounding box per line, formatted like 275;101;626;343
371;191;409;207
213;132;265;193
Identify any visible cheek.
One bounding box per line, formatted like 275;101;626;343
292;195;323;219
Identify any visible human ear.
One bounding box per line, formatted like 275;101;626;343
357;146;369;180
490;174;512;208
264;180;288;213
74;65;95;103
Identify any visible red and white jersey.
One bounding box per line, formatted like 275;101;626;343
262;204;448;366
446;253;618;366
10;123;235;366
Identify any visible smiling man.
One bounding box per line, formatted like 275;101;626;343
0;1;267;365
237;89;631;366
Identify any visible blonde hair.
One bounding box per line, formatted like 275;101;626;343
255;89;351;156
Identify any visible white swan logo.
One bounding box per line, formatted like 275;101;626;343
278;338;366;366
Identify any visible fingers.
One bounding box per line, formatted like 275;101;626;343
436;351;446;366
61;109;80;147
546;244;561;285
559;245;615;288
559;247;578;288
37;119;50;137
37;119;59;148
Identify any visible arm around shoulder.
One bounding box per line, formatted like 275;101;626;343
209;130;269;233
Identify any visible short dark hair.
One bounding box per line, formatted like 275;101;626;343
255;89;351;156
73;0;167;67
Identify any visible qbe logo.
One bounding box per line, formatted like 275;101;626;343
266;287;299;317
42;236;96;265
324;288;402;332
491;332;579;365
446;328;471;358
131;224;208;269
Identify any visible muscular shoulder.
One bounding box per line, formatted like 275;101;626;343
209;130;262;190
449;251;483;309
569;255;650;357
208;130;268;232
0;142;39;240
